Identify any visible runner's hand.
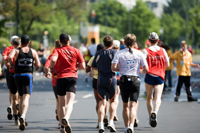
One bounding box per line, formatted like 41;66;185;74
197;64;200;69
45;72;51;78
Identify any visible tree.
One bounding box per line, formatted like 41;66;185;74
161;12;185;48
123;0;160;45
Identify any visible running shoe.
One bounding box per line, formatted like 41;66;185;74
174;96;179;102
149;112;157;128
103;115;109;127
55;109;59;121
96;122;99;128
134;117;139;127
7;106;13;120
15;119;20;126
58;123;61;129
62;118;72;133
16;104;19;110
60;127;66;133
114;115;118;121
19;117;26;131
107;123;116;132
127;127;134;133
99;124;104;133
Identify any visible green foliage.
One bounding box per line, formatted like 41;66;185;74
31;40;40;50
0;37;11;48
124;0;160;45
161;13;185;48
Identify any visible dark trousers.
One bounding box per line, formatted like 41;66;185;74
164;70;172;88
175;76;192;97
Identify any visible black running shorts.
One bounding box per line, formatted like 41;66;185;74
5;69;10;89
52;85;58;99
119;75;140;103
92;78;98;90
56;78;77;96
97;74;117;101
14;74;33;96
9;73;18;94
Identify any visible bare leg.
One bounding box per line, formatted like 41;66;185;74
12;93;19;115
98;99;107;123
154;84;164;112
64;92;75;120
9;89;13;106
58;95;66;126
21;94;30;116
109;100;116;120
93;88;99;115
105;94;109;116
114;86;120;116
122;102;129;127
145;83;154;116
129;101;137;125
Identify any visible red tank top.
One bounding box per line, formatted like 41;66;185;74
146;47;165;81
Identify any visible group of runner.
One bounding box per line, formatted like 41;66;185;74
2;31;199;133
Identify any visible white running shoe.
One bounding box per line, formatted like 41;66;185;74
99;124;104;133
15;119;20;126
107;123;116;132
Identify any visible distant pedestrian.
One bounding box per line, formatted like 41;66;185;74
143;32;169;128
170;40;200;102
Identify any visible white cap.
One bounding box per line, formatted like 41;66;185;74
113;40;120;48
10;35;19;43
149;32;159;40
68;35;72;42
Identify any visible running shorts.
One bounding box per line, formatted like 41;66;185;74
145;73;164;85
5;69;10;89
52;85;58;99
119;75;140;103
9;73;18;94
117;80;120;86
97;74;117;101
14;74;33;96
56;78;77;96
92;78;98;90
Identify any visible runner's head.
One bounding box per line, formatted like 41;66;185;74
55;39;62;48
21;34;30;46
91;38;96;44
120;39;124;46
59;33;69;46
12;38;20;48
181;40;187;51
97;43;105;52
148;32;159;45
10;35;19;46
124;33;136;53
113;40;120;51
103;35;113;48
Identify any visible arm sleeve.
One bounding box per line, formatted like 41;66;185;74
142;49;148;59
140;53;148;67
163;49;169;63
111;51;119;64
51;49;58;57
87;56;94;66
2;47;9;56
44;55;52;67
91;54;97;68
170;52;178;60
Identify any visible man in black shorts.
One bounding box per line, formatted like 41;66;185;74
92;35;117;133
8;34;41;131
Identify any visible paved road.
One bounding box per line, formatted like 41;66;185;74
0;70;200;133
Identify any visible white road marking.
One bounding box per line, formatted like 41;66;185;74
73;100;78;104
82;94;93;98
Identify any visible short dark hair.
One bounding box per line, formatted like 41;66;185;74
21;34;30;45
91;38;96;44
59;33;69;44
149;39;157;44
103;36;113;47
12;38;20;46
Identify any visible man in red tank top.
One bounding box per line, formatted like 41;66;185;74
143;32;169;128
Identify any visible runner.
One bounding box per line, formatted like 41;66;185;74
170;40;200;102
8;34;41;131
112;34;148;133
50;33;85;133
112;40;120;121
91;35;117;133
44;39;62;128
2;35;19;120
5;38;21;126
143;32;169;128
86;43;109;128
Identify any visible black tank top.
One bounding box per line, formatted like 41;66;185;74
15;48;34;73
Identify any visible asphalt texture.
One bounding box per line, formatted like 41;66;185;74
0;69;200;133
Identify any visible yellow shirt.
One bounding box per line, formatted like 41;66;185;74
170;50;192;76
87;56;98;79
165;50;174;71
50;46;55;55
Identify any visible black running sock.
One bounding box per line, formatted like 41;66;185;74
14;115;18;121
61;126;64;128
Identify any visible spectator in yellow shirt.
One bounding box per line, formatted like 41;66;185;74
170;40;200;102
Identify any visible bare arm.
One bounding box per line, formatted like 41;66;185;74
32;49;41;68
86;65;91;73
191;62;200;69
78;62;85;69
50;55;57;73
141;65;149;73
8;49;16;65
111;63;119;72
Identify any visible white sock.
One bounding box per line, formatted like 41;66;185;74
153;111;158;115
125;127;128;132
129;123;134;128
21;114;25;119
109;119;114;125
9;105;12;109
99;122;103;127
